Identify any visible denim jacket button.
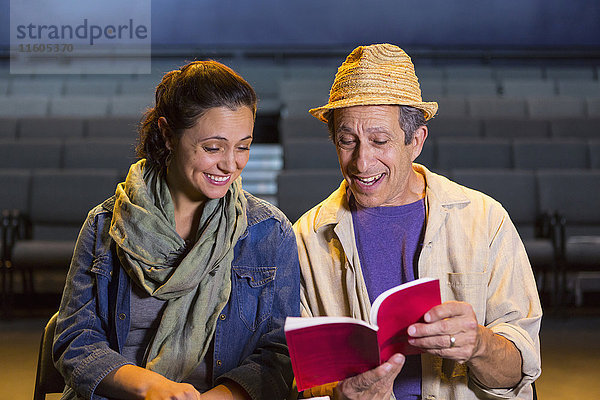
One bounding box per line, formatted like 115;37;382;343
219;314;226;320
118;313;126;320
216;360;222;366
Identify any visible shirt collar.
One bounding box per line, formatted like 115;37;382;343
312;163;471;232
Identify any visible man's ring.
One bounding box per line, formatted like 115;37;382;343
449;335;456;348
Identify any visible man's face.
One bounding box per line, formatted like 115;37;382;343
333;105;424;208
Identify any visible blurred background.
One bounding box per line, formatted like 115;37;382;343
0;1;599;399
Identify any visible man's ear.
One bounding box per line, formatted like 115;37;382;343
158;117;174;150
411;125;428;162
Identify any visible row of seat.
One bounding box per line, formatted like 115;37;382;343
0;116;139;139
0;160;282;302
277;168;600;236
423;78;600;98
2;62;598;83
283;137;600;171
0;164;596;305
276;168;600;305
214;64;600;103
279;77;600;99
0;138;137;173
437;168;600;307
0;142;281;195
414;65;600;82
442;168;600;307
282;95;600;120
428;117;600;139
3;91;600;120
0;94;284;118
279;115;600;142
1;114;596;142
0;79;157;97
0;96;151;118
0;169;121;309
3;75;599;98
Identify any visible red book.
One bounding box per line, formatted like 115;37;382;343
285;278;441;392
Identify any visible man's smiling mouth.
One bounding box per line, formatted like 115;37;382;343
355;173;384;186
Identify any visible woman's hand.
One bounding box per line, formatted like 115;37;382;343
144;381;201;400
97;364;201;400
200;382;251;400
98;365;251;400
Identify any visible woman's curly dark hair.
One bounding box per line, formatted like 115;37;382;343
136;60;257;172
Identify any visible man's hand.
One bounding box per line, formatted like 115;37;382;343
333;353;405;400
407;301;523;388
407;301;481;363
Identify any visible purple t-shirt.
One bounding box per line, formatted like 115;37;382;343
351;196;426;400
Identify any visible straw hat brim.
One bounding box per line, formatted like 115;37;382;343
309;97;438;123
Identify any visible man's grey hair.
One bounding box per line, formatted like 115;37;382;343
326;105;427;145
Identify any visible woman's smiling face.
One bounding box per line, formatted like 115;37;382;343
164;106;254;203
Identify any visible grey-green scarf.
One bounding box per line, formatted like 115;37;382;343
109;159;247;382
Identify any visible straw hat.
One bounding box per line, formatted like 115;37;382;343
309;43;438;122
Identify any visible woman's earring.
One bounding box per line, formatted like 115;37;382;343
165;149;173;167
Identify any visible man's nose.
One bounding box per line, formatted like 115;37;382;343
353;143;375;172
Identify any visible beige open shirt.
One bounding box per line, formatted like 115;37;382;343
293;164;542;400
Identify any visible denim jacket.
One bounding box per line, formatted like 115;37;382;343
53;192;301;400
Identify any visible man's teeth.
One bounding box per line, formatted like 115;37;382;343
357;174;383;186
207;174;229;182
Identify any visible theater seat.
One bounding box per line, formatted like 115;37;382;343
0;169;32;316
428;117;482;138
590;140;600;169
513;139;589;170
483;119;550;138
451;169;559;302
550;119;600;139
49;97;109;117
537;170;600;306
63;138;137;175
0;118;17;139
277;169;343;223
19;117;84;139
86;116;140;139
0;139;62;169
436;139;512;169
468;97;527;119
0;96;49;117
278;115;329;143
283;138;339;170
33;312;65;400
9;169;120;298
527;97;586;119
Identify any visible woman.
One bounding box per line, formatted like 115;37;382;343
53;61;300;400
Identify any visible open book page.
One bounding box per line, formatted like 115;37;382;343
370;278;441;360
285;316;376;331
284;278;441;391
284;317;380;391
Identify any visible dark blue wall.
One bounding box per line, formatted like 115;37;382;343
149;0;600;48
2;0;599;49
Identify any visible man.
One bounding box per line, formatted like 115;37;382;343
293;44;541;399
